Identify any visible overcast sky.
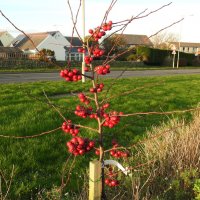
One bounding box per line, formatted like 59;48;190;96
1;0;199;42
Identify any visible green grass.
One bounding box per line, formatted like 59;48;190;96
1;75;200;199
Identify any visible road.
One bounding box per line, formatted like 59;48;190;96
1;69;200;84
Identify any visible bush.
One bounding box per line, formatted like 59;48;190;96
136;46;197;66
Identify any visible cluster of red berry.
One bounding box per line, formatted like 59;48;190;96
105;178;119;187
89;83;104;93
88;21;113;42
109;140;130;158
92;47;105;58
84;56;93;65
74;105;93;119
66;136;95;156
105;166;119;187
62;121;79;137
60;68;82;82
110;149;129;158
102;21;113;32
102;111;122;128
95;65;110;75
78;93;90;105
78;47;86;53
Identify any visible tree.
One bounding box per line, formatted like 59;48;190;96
150;31;178;50
101;34;127;56
39;48;55;61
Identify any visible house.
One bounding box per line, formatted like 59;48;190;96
0;47;24;59
10;31;70;61
0;31;14;47
170;42;200;55
115;34;153;48
65;36;83;61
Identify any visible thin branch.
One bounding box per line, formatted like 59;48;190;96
101;68;128;103
0;127;61;139
43;90;98;133
67;0;83;42
148;18;184;39
104;124;186;152
119;106;200;117
102;81;164;103
60;156;76;190
43;90;68;122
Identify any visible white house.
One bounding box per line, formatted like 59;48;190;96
11;31;70;61
0;31;14;47
171;42;200;55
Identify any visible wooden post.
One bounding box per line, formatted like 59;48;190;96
89;160;102;200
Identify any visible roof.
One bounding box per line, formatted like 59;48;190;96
13;33;49;50
65;36;82;47
11;31;62;50
0;31;6;37
171;42;200;48
47;31;59;36
115;34;153;46
0;47;23;53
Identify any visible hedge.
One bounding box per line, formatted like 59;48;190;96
136;46;197;66
0;59;145;69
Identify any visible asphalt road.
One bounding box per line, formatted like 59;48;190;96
1;69;200;84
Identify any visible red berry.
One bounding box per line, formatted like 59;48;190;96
89;29;93;34
105;178;110;185
95;150;100;155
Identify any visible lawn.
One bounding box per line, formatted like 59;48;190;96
1;74;200;199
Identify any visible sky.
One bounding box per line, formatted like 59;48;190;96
0;0;200;43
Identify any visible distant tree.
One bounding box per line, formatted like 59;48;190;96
39;48;55;61
101;34;127;56
150;32;178;50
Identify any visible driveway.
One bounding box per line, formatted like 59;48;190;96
1;69;200;84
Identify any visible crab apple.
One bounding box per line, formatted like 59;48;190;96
84;56;93;65
79;149;85;155
89;87;96;93
84;67;89;72
88;141;95;147
108;20;113;26
77;137;85;145
95;149;100;155
110;179;119;187
89;29;94;34
110;150;116;156
97;88;102;93
103;103;110;109
105;178;110;185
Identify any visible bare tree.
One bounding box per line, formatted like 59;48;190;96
150;31;178;49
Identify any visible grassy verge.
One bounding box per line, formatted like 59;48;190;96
0;75;200;199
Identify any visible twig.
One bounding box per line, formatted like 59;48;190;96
61;156;76;189
43;89;67;122
148;18;184;39
119;107;200;117
102;81;164;103
0;127;61;139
